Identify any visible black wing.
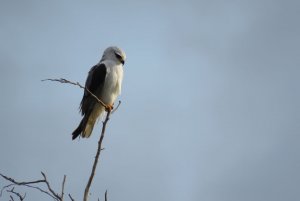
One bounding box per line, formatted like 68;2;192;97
80;63;107;115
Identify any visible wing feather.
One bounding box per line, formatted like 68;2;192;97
80;63;107;115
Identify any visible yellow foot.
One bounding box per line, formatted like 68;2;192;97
105;104;114;112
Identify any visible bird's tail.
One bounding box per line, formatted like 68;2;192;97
72;105;104;140
72;115;96;140
72;116;86;140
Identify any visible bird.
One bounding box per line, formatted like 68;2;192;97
72;46;126;140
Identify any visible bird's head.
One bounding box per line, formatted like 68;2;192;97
101;46;126;65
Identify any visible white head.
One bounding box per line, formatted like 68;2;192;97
100;46;126;65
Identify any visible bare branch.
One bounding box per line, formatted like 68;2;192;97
7;187;26;201
44;78;117;201
68;194;75;201
0;173;45;186
22;184;56;200
1;78;120;201
41;172;61;200
83;110;111;201
111;100;121;114
0;172;57;200
41;78;108;109
0;173;46;198
61;175;66;201
1;184;14;197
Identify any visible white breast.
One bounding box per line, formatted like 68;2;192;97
101;61;123;104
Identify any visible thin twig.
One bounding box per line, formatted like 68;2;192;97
1;184;14;197
105;190;107;201
83;110;111;201
41;78;107;108
41;172;61;200
7;188;26;201
22;184;56;200
68;194;75;201
61;175;66;201
0;173;45;186
111;100;121;114
0;173;57;200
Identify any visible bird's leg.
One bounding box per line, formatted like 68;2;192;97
105;103;114;112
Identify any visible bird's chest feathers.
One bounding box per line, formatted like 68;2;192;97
101;65;123;103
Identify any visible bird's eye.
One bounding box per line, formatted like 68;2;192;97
115;53;124;64
115;53;122;60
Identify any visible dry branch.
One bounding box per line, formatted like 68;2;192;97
0;173;45;186
41;172;61;200
6;187;26;201
83;110;111;201
43;78;116;201
69;194;75;201
41;78;107;109
0;172;66;201
1;78;118;201
61;175;66;200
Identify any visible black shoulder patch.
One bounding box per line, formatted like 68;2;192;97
88;63;107;94
80;63;107;115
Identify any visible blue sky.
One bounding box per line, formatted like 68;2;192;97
0;1;299;201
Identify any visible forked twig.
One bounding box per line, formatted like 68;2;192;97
41;172;61;200
0;172;68;201
0;173;51;198
6;187;26;201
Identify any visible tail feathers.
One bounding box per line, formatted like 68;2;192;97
82;117;96;138
72;105;105;140
72;117;85;140
71;115;97;140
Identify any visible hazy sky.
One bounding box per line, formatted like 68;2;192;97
0;1;299;201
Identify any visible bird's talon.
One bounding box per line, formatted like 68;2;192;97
105;104;114;112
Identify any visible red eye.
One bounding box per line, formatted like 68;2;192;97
115;53;122;59
115;53;124;64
